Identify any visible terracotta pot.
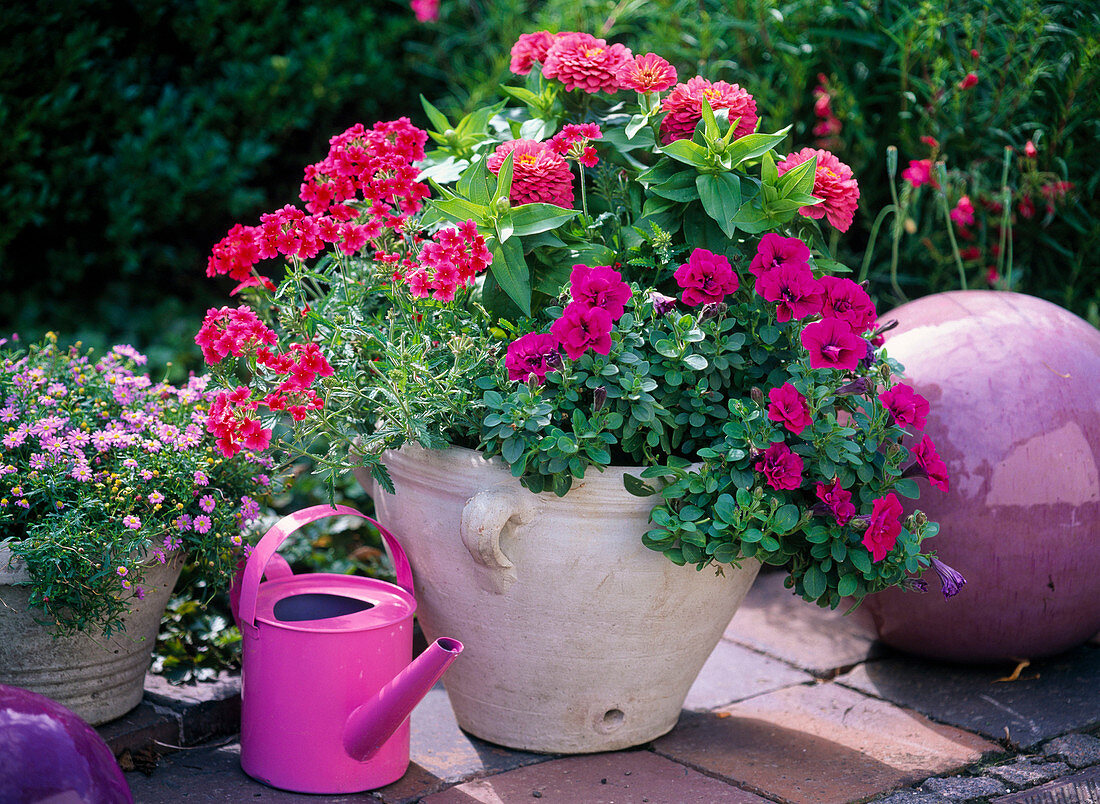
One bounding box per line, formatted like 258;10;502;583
863;291;1100;661
358;443;760;753
0;547;184;725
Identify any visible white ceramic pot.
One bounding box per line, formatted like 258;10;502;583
0;547;184;725
359;444;760;753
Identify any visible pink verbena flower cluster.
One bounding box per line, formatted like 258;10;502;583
195;306;333;457
548;123;603;168
405;220;493;302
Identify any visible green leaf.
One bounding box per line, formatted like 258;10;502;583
830;540;848;562
849;547;872;574
430;197;491;228
699;95;719;141
654;339;679;358
894;478;920;499
457;155;493;205
729;200;771;234
649;170;700;202
500;85;541;107
489;235;532;316
837;574;858;597
714;493;737;523
493;151;515;205
776;153;818;198
695;172;742;238
761;150;778;185
713;542;741;563
803;565;827;599
724;126;792;169
419;95;451;133
682;354;708;371
771;504;800;534
505;204;580;237
625;113;650;140
658;138;711;168
624;474;656;497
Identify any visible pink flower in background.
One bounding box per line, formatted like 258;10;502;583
800;319;867;371
878;383;929;430
505;333;561;384
754;442;804;490
958;72;979;90
569;264;632;320
617;53;677;93
749;233;811;279
814;478;856;526
660;76;758;144
818;276;877;333
487;139;574;208
901;159;936;189
767;383;812;435
862;493;903;562
950;195;975;227
776;148;860;232
410;0;439;23
1025;140;1038;158
754;264;822;323
673;248;738;306
541;32;632;94
550;304;614;360
510;31;558;75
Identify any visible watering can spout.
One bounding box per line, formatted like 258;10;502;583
343;638;464;763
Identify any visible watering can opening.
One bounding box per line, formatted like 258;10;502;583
273;592;376;623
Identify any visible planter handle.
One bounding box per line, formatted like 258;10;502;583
236;504;413;629
460;485;538;595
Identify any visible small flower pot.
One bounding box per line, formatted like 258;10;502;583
357;443;760;754
862;291;1100;661
0;547;184;725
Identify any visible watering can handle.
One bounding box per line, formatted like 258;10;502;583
237;504;414;629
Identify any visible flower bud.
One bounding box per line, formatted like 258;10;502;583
886;145;898;179
493;196;511;215
749;387;764;405
848;515;871;532
835;377;871;397
592;386;608;412
647;291;677;316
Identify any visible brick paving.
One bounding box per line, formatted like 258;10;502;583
116;570;1100;803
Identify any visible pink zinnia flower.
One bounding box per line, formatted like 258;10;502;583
550;303;614;361
505;332;561;384
659;76;758;144
767;383;812;435
409;0;439;23
800;319;867;371
814;478;856;526
570;264;632;320
748;234;811;280
754;264;822;323
673;248;739;306
950;195;975;228
541;33;632;94
776;148;860;232
509;31;557;74
617;53;678;93
818;276;878;333
487;140;574;209
862;493;904;562
754;442;804;491
878;383;929;431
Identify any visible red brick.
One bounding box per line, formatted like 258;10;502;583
654;682;998;804
723;570;882;676
421;751;771;803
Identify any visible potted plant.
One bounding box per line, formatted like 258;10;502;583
0;333;271;724
195;31;961;751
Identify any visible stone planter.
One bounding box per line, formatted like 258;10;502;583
0;546;184;725
863;291;1100;661
358;443;760;753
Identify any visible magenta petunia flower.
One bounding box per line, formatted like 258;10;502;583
673;248;739;306
749;234;811;280
814;478;856;526
550;303;614;361
541;32;632;94
569;264;632;320
754;264;822;323
509;31;558;74
818;275;878;333
617;53;678;93
754;442;804;490
767;383;812;435
800;319;868;371
911;434;950;492
862;493;903;562
659;76;758;144
505;332;562;384
487;139;574;209
776;147;860;233
878;383;930;431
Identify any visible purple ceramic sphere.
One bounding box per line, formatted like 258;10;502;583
0;684;133;804
863;291;1100;662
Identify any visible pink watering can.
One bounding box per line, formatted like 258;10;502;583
233;504;463;794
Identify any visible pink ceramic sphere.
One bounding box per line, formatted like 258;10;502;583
863;291;1100;662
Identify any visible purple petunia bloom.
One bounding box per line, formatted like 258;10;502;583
930;557;966;599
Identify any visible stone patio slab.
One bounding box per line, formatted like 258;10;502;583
991;764;1100;803
420;751;772;803
837;647;1100;748
653;682;997;804
684;638;813;711
724;570;883;676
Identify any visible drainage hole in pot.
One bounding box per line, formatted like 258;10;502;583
600;709;625;732
273;593;374;622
